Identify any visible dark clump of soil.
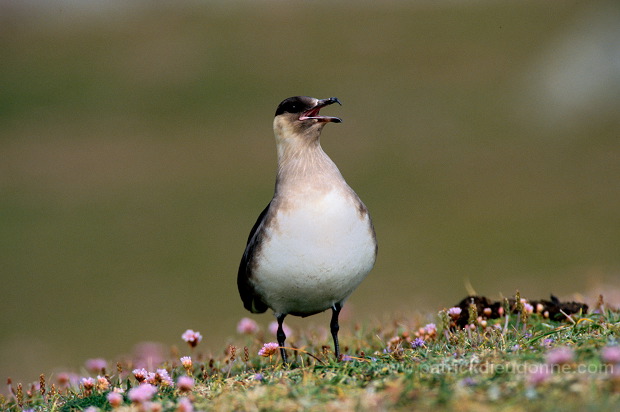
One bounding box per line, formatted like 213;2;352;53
452;295;589;328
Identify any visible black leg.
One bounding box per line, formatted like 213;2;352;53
276;314;288;363
330;303;342;360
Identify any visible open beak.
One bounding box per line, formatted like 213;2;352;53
299;97;342;123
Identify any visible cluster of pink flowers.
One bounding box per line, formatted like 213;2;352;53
416;323;437;340
71;370;196;408
182;329;203;348
52;329;215;410
258;342;280;357
103;329;203;408
156;369;173;386
131;368;173;386
108;383;193;410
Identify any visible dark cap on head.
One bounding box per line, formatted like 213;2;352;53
275;96;316;116
275;96;342;123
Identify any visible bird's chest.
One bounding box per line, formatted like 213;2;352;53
258;188;374;276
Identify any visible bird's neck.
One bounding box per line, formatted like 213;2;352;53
275;140;345;192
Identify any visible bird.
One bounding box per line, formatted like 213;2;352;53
237;96;377;363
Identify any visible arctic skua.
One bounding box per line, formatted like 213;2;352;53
237;96;377;362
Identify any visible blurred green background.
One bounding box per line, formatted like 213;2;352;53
1;0;619;384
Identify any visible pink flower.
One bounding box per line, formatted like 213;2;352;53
133;368;149;383
523;303;534;314
527;365;551;386
423;323;437;335
146;372;157;385
180;356;192;368
258;342;280;357
416;322;438;340
181;330;203;348
128;383;158;404
237;317;260;335
56;372;71;387
177;376;194;392
601;346;620;364
81;377;95;390
268;321;292;337
107;391;124;408
57;372;80;388
96;375;109;391
177;397;193;412
155;369;173;387
545;346;574;365
447;307;462;317
85;358;107;373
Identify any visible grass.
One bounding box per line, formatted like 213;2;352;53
3;294;620;411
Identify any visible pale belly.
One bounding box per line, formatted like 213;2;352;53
253;190;376;315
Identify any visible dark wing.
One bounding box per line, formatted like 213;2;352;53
237;202;271;313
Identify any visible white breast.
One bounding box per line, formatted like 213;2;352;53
253;188;376;315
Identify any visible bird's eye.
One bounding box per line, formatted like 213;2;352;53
285;102;299;113
275;97;308;116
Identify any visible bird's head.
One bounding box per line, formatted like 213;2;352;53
273;96;342;143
